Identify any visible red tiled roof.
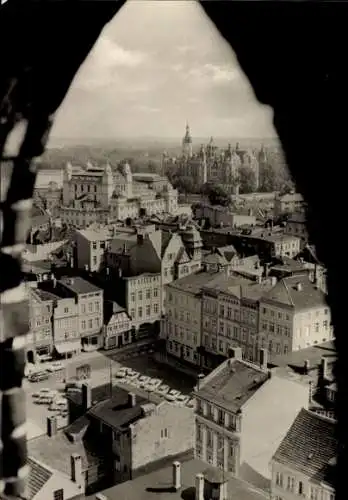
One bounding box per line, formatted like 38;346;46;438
272;408;337;487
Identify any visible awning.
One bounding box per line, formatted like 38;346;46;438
55;341;81;354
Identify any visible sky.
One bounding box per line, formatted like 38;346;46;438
50;0;276;143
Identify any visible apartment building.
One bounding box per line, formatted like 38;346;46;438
103;301;132;350
284;212;309;247
259;274;333;359
74;226;112;272
39;276;103;351
163;271;227;366
235;228;301;260
270;409;336;500
27;287;54;362
274;192;306;217
193;348;310;490
47;384;194;490
124;273;162;333
35;288;80;357
201;275;276;368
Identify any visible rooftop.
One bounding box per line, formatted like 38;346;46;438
33;287;60;302
277;192;304;202
28;429;102;477
59;276;102;295
94;458;267;500
272;408;337;487
270;341;336;370
194;359;268;413
76;227;112;242
261;274;328;311
168;270;226;295
270;257;307;274
88;389;148;430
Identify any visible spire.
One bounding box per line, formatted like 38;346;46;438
183;122;192;144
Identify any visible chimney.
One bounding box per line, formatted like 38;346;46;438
128;392;136;408
82;383;92;410
229;347;242;360
304;359;310;374
70;453;83;485
195;473;204;500
197;373;205;390
47;416;58;437
259;348;268;370
172;461;181;491
321;356;329;380
296;282;303;292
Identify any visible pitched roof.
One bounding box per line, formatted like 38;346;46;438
168;270;226;295
261;274;328;311
95;458;267;500
272;408;337;487
76;227;112;241
25;458;53;500
59;276;102;295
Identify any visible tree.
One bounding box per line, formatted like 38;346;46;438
239;166;257;194
204;183;230;206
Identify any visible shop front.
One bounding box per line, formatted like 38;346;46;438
81;332;102;352
55;340;81;358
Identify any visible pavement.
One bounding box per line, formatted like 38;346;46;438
25;346;197;440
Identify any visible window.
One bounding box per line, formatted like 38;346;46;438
310;486;319;500
146;305;151;317
92;242;97;250
315;322;319;332
138;307;143;318
298;481;304;495
138;291;142;301
146;289;151;299
93;256;97;266
160;428;168;438
95;301;100;312
207;429;213;447
53;490;64;500
130;308;135;318
275;471;283;487
82;320;86;330
88;319;93;329
88;302;93;312
82;304;86;314
131;292;135;302
287;476;295;492
220;305;225;317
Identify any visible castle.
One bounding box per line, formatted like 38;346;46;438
61;161;178;228
163;124;267;191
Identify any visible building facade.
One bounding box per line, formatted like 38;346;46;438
193;349;310;489
171;125;261;190
60;161;179;227
274;192;306;217
103;301;132;350
259;274;333;358
74;227;112;272
270;408;336;500
27;287;54;362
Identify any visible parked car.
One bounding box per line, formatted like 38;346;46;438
32;388;57;399
144;378;162;392
35;396;53;405
156;384;170;396
136;375;151;388
165;390;181;402
28;371;49;383
176;395;190;405
47;362;64;372
115;368;127;378
126;371;139;382
49;398;68;412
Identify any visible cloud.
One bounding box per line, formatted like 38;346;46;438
73;36;148;90
134;105;161;113
187;63;241;87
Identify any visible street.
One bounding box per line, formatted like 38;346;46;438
25;349;197;439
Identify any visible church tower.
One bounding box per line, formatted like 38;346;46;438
182;122;193;159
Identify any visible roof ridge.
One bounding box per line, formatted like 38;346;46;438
282;278;294;307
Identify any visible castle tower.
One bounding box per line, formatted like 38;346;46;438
63;161;73;205
198;144;207;185
182;122;193;159
101;163;114;208
122;162;133;198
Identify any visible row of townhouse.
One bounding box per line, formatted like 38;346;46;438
161;268;333;370
26;276;133;362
